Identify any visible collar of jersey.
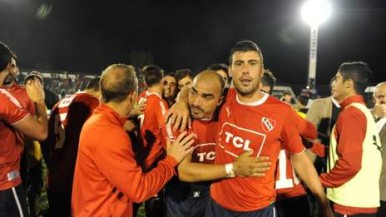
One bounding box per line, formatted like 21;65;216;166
235;92;269;106
146;92;162;99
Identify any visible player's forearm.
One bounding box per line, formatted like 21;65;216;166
175;88;190;104
178;161;226;182
291;152;327;204
34;101;48;140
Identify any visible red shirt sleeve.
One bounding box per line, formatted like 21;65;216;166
0;89;30;124
320;106;366;187
296;116;317;140
282;109;305;155
310;142;326;158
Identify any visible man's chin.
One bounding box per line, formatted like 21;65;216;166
191;113;202;120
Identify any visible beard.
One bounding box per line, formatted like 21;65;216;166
190;105;205;119
234;81;259;97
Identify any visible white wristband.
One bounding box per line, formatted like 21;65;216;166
225;163;235;178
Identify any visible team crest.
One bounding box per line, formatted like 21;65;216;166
261;117;276;132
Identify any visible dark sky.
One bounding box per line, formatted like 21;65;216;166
1;0;385;86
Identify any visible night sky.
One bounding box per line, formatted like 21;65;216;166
1;0;385;87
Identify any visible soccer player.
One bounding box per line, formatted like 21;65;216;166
167;40;333;217
162;72;178;107
321;62;382;217
166;70;270;217
0;41;48;217
137;65;169;171
260;69;316;217
136;64;169;217
207;63;230;88
41;77;100;217
176;68;194;92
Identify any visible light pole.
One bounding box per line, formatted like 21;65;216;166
301;0;331;89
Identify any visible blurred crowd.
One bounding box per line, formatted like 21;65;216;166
1;40;385;217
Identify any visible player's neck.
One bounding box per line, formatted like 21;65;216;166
147;85;162;96
236;89;265;104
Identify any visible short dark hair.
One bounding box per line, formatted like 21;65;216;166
229;40;264;66
338;61;372;95
163;72;177;84
85;77;100;91
208;63;229;79
164;72;176;78
261;69;276;94
0;42;12;72
142;64;164;87
100;64;138;103
207;63;228;74
175;68;193;82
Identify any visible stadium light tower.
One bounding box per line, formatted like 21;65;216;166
301;0;332;89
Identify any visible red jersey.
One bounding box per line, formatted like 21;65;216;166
164;118;218;195
188;119;218;164
0;88;30;190
6;83;35;154
137;90;148;102
42;92;99;193
210;89;305;212
138;92;168;171
7;83;35;115
275;149;306;199
276;115;317;199
165;119;218;164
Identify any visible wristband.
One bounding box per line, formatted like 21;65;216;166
225;163;235;178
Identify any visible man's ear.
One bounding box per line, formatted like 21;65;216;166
130;91;138;103
228;65;232;78
345;79;354;89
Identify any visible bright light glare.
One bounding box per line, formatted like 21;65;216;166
301;0;332;26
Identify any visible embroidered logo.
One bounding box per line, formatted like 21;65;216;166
261;117;276;132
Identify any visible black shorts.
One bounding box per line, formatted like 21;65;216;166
205;197;277;217
0;184;29;217
165;188;210;217
276;194;311;217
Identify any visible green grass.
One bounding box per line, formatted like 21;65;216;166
136;204;146;217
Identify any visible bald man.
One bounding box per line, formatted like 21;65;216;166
372;82;386;121
374;82;386;217
164;70;269;217
71;64;195;217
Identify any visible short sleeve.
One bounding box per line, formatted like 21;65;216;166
281;109;305;155
0;89;30;125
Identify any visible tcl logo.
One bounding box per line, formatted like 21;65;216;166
224;131;252;151
196;151;215;162
218;122;266;158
